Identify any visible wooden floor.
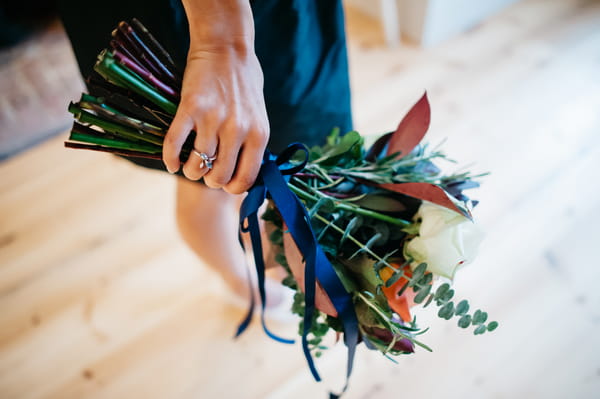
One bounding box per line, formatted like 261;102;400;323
1;0;600;397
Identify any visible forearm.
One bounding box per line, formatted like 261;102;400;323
181;0;255;52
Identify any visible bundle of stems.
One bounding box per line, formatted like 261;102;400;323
64;19;190;162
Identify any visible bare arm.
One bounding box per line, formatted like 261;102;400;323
163;0;269;194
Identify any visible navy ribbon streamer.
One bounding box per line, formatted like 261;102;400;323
236;143;360;391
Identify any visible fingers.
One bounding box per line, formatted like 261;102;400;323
223;130;267;194
164;109;268;190
163;110;194;174
203;120;241;189
182;118;219;181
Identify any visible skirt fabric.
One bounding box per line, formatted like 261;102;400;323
59;0;353;172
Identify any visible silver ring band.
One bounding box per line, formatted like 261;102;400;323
192;149;217;169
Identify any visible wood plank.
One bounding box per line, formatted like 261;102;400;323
1;0;599;398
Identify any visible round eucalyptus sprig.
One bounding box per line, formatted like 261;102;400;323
397;265;498;335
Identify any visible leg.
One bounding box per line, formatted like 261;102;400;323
175;178;285;307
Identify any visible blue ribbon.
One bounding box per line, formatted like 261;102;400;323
236;143;359;391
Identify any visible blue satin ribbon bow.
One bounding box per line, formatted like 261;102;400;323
236;143;359;392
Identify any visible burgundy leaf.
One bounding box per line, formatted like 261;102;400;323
386;92;431;159
380;182;471;218
365;131;392;161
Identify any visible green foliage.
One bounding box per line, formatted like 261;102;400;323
257;128;495;359
474;325;487;335
458;315;472;328
455;300;470;316
438;302;455;320
413;285;431;304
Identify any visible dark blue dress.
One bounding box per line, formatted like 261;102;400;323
59;0;352;170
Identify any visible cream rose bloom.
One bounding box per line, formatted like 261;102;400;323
404;201;483;279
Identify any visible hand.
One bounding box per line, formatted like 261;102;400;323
163;45;269;194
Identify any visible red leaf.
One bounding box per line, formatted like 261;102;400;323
386;92;431;159
380;182;471;218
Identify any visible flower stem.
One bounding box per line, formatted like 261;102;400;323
68;103;163;146
356;292;432;352
290;178;410;227
94;51;177;115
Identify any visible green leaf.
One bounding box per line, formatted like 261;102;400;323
341;216;362;244
395;281;409;297
438;301;454;320
441;289;455;303
281;275;297;290
413;284;431;304
474;325;487;335
455;300;470;316
472;310;488;324
275;253;288;267
423;293;435;308
434;283;450;299
409;263;427;286
309;197;335;218
487;321;499;332
314;130;363;165
384;268;404;288
419;273;433;286
269;229;283;246
458;314;472;328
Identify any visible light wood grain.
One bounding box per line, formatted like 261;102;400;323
1;0;600;398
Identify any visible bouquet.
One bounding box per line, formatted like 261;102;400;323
64;19;497;393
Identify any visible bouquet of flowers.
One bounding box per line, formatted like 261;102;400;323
64;19;497;393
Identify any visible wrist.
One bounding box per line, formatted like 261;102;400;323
183;0;254;55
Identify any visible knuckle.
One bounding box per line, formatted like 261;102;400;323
249;126;269;144
221;117;242;135
206;173;229;187
226;175;255;194
213;175;230;187
182;164;201;181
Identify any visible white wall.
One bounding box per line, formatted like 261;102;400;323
403;0;521;46
347;0;521;46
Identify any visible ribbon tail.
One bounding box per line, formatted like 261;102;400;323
247;212;294;344
234;232;256;338
302;250;321;381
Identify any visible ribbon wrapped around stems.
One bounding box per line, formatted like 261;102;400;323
236;143;359;390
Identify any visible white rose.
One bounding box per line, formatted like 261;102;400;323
404;201;483;279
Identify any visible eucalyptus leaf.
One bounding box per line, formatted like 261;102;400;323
438;302;455;320
423;294;434;308
458;315;472;328
384;268;404;288
269;229;283;246
474;325;487;335
472;310;488;324
413;284;431;304
410;263;427;285
455;300;470;316
341;216;362;244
